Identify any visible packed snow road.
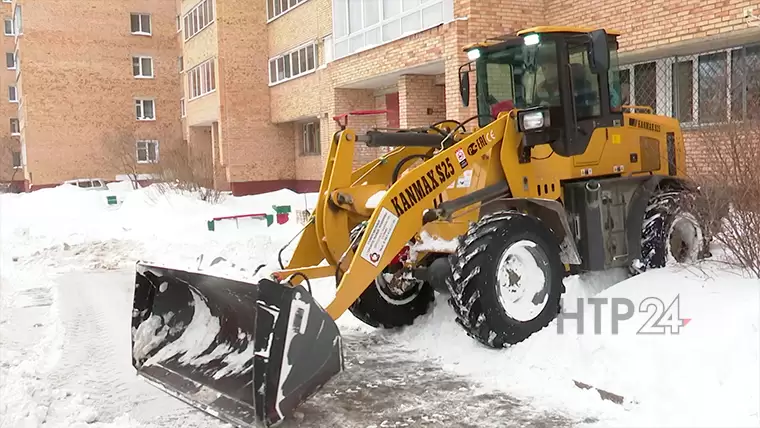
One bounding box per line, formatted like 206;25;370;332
1;267;580;428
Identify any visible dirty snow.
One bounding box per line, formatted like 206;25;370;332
1;181;759;428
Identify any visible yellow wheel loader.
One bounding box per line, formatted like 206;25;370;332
129;26;711;427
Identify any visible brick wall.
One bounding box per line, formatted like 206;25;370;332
399;75;446;128
15;0;182;186
0;1;19;183
545;0;756;53
215;0;295;183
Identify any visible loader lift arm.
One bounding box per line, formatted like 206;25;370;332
323;113;510;320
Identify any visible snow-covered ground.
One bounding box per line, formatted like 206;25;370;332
1;182;758;428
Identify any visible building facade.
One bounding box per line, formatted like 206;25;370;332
178;0;759;195
0;0;182;191
1;0;758;193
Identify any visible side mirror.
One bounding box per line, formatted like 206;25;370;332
459;70;470;107
587;29;610;74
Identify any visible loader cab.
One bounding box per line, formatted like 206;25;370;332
459;27;624;158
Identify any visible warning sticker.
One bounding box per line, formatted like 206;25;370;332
456;170;473;188
360;207;399;267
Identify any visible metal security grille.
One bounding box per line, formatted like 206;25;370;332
616;43;760;128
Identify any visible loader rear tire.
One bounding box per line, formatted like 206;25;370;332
636;185;708;272
343;224;435;329
446;211;565;348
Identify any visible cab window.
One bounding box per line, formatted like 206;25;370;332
567;41;602;119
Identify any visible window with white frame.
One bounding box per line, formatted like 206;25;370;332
136;140;159;163
13;5;21;36
135;99;155;120
6;52;15;69
618;43;760;126
12;151;21;168
132;56;153;78
301;121;320;155
332;0;453;60
8;85;17;102
267;0;309;21
3;18;12;36
130;13;151;35
183;0;215;41
269;42;317;85
2;0;12;4
180;98;186;117
10;118;19;135
187;58;216;99
178;56;184;72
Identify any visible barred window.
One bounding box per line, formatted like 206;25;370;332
618;42;760;126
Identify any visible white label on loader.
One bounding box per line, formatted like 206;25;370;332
456;170;473;188
360;207;399;267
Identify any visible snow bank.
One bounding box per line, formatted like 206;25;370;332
2;183;759;428
387;263;760;427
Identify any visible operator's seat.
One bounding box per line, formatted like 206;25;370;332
491;99;515;119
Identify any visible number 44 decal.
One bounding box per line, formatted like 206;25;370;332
637;295;692;335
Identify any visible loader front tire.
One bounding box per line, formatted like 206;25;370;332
446;211;564;348
343;224;435;329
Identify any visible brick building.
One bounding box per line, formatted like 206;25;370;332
1;0;758;193
0;0;182;191
179;0;758;195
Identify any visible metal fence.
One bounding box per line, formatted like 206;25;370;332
616;43;760;128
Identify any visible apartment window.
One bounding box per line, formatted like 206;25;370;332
6;52;15;69
267;0;308;21
135;99;155;120
130;13;151;35
176;15;181;32
13;5;21;36
8;85;17;102
12;151;21;168
187;58;216;99
2;1;12;4
180;98;186;117
302;121;320;155
183;0;215;41
136;140;159;163
332;0;453;60
178;56;184;72
620;43;760;126
10;118;19;135
269;42;317;85
132;56;153;78
3;18;12;36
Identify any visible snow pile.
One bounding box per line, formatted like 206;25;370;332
0;183;313;428
2;182;759;428
389;264;760;427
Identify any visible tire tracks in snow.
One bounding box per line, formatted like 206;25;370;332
40;269;588;427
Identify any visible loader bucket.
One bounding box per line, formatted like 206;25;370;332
130;262;343;427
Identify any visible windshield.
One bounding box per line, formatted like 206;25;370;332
476;40;560;123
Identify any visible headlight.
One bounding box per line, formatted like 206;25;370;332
467;49;481;61
522;111;544;130
517;108;551;132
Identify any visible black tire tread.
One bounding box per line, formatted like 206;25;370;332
446;210;564;348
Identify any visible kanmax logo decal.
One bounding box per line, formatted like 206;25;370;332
391;157;455;216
